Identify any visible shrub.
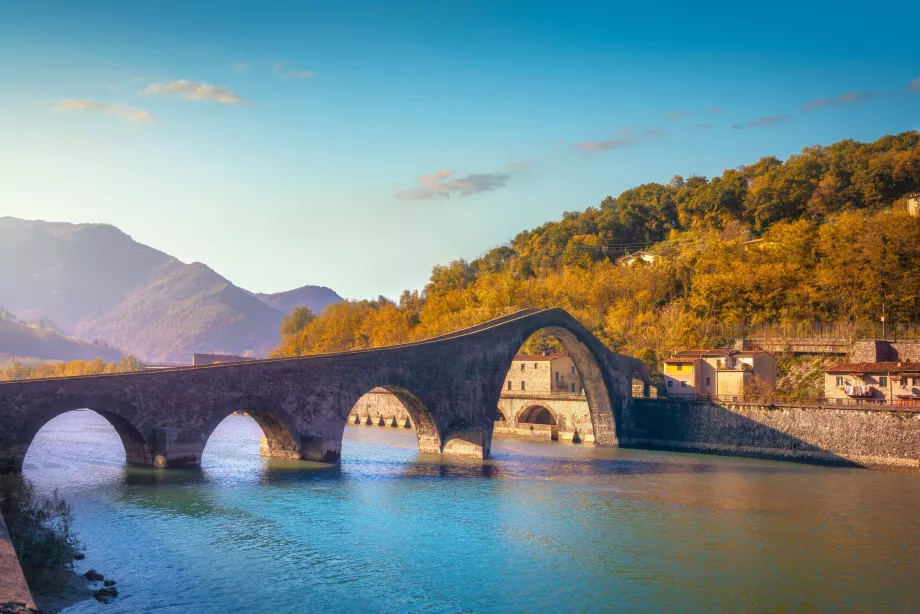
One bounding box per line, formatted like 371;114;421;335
0;475;84;592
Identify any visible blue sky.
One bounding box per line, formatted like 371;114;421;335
1;0;919;299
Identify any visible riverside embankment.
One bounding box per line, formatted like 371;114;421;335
0;514;36;613
623;399;920;470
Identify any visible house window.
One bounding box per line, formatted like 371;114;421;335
534;363;539;369
706;377;711;386
571;383;576;392
836;376;845;386
521;381;525;391
520;364;525;372
880;376;888;387
667;380;673;388
570;366;575;375
507;381;512;391
555;371;559;382
676;363;683;371
681;381;687;388
913;377;920;387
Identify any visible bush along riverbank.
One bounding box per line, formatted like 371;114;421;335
0;475;117;611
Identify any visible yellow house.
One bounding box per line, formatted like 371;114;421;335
662;349;775;398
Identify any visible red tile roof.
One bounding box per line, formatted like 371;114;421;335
825;361;920;374
666;349;771;361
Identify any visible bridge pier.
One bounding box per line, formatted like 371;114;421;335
151;427;205;468
441;431;491;459
299;433;341;463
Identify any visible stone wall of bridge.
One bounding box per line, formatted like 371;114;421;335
623;399;920;470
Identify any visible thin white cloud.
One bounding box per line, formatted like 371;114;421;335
707;106;724;114
732;114;789;129
272;62;284;73
139;79;249;104
908;77;920;92
577;128;663;152
803;90;874;111
397;166;524;200
233;62;249;72
53;99;156;123
419;169;454;184
666;111;690;120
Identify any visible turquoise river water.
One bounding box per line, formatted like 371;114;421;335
20;410;920;613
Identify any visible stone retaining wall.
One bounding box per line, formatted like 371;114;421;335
623;399;920;470
0;514;36;612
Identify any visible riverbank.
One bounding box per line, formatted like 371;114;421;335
30;571;93;614
0;514;37;613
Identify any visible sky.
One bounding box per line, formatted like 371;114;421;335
1;0;919;300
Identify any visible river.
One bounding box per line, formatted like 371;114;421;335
21;410;920;612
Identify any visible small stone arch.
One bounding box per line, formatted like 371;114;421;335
14;394;152;471
201;395;302;461
346;385;441;455
516;404;558;426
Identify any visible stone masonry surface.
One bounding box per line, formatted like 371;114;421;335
0;514;36;612
623;399;920;470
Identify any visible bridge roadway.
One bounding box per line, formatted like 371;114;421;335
0;309;648;472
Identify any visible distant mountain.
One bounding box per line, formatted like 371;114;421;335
255;285;343;315
0;217;342;362
0;313;125;364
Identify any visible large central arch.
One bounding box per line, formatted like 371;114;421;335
494;320;622;448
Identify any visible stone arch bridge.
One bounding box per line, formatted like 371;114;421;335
0;309;649;472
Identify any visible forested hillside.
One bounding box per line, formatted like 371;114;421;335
273;132;920;374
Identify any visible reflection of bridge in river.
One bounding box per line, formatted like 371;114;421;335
0;309;649;472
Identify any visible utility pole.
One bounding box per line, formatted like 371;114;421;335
881;301;887;342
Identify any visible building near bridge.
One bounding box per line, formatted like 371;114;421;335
662;349;775;398
824;361;920;404
504;353;583;394
347;353;595;442
616;250;659;266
